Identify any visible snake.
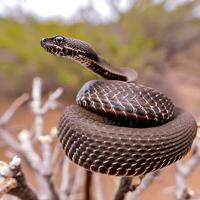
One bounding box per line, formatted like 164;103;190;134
40;35;197;176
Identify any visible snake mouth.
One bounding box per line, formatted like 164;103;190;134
40;38;53;52
40;38;46;48
40;39;65;56
41;39;85;60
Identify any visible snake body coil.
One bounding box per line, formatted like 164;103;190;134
41;36;197;176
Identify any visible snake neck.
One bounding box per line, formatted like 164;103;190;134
41;36;137;82
76;54;137;82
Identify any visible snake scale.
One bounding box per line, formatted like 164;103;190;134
41;36;197;176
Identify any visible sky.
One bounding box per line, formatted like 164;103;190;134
0;0;133;23
0;0;195;23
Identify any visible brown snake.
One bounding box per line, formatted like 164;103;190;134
41;36;197;176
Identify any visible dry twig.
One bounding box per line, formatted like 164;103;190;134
84;171;92;200
113;171;159;200
0;156;38;200
0;94;29;126
175;140;200;200
113;177;133;200
94;174;104;200
127;171;159;200
0;77;63;200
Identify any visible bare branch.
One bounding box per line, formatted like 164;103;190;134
38;135;53;173
60;157;70;199
31;77;42;115
51;143;63;171
175;140;200;200
18;130;43;173
0;77;63;200
43;175;60;200
112;172;159;200
29;78;61;200
0;93;29;126
84;171;92;200
0;156;38;200
69;167;84;200
127;171;159;200
41;88;63;114
113;177;133;200
31;77;44;137
94;174;104;200
0;127;21;152
0;161;17;196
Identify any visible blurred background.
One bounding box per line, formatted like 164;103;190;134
0;0;200;199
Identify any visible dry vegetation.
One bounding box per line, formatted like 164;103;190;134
1;0;200;95
0;1;200;200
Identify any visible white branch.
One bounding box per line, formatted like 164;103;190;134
175;140;200;200
0;77;63;200
69;168;84;200
0;94;29;126
94;174;104;200
31;77;42;115
18;130;43;173
41;88;63;114
29;77;61;200
60;157;70;200
126;171;159;200
0;158;18;196
0;156;38;200
0;128;20;152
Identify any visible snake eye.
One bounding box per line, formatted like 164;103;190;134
55;36;64;45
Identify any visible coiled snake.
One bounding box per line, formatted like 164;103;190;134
41;36;197;176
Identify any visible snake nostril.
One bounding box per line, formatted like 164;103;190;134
40;38;47;47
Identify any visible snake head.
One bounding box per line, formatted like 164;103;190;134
40;35;99;62
40;35;67;56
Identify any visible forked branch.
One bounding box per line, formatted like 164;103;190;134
0;156;38;200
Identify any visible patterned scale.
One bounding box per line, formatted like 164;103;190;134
76;80;175;127
58;105;197;176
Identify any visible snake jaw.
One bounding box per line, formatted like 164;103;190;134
41;38;64;56
41;37;84;60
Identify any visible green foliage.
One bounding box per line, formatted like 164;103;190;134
0;0;199;92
